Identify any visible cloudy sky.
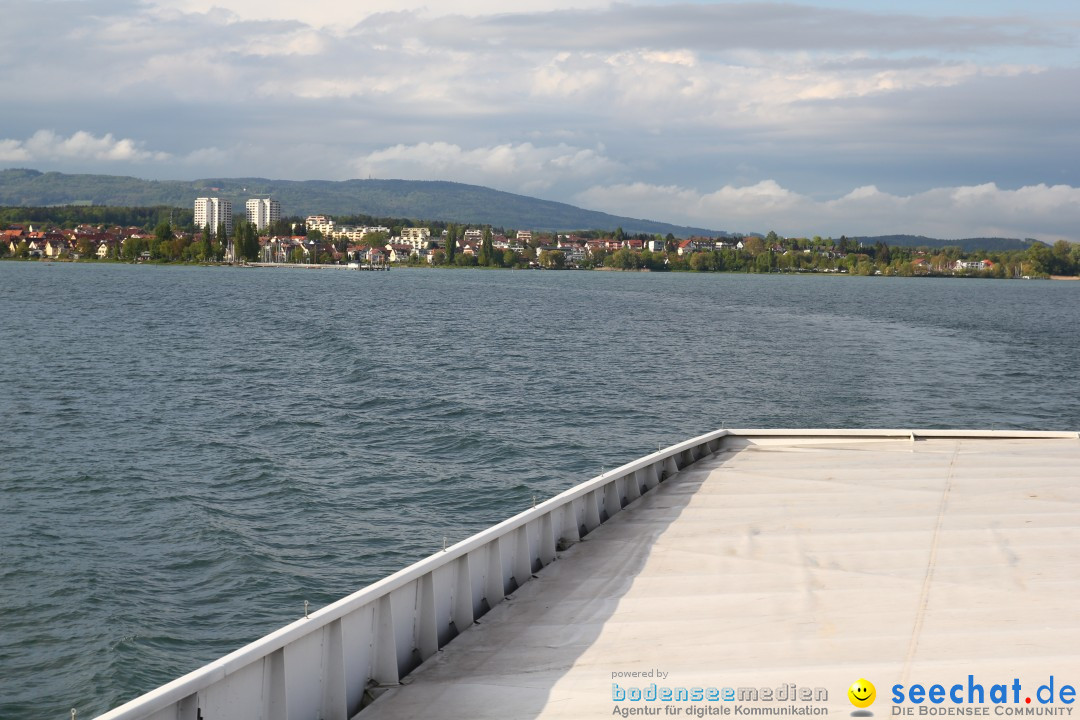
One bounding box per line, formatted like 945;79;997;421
3;0;1079;239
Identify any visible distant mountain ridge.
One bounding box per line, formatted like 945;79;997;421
0;169;722;237
0;170;1042;250
851;234;1040;252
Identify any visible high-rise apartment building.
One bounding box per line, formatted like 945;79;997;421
194;197;233;236
246;198;281;231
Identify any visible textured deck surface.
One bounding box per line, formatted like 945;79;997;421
358;436;1080;720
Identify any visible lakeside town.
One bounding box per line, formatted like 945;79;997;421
2;196;1078;278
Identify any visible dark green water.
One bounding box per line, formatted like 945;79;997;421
1;263;1077;719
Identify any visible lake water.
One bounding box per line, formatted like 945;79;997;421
1;263;1078;719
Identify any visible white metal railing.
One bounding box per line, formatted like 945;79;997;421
92;428;1078;720
93;428;733;720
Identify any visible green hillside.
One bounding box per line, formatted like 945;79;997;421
0;169;722;236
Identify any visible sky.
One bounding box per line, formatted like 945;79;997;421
2;0;1079;240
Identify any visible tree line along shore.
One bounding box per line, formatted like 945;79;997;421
1;205;1077;278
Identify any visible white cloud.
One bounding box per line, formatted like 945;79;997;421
530;49;1044;127
242;28;327;57
2;130;173;163
575;181;1080;242
0;139;32;163
354;141;619;192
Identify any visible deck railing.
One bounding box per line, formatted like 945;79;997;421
95;428;734;720
94;428;1078;720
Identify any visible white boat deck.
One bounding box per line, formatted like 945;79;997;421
358;434;1080;719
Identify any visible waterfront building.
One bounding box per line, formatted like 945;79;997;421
387;244;414;262
194;197;233;236
401;227;431;252
305;215;335;235
245;198;280;231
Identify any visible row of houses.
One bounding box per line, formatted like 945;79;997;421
258;229;543;265
258;235;517;264
304;216;392;244
260;236;366;264
259;236;427;265
6;219;1000;273
4;224;153;259
3;224;775;265
3;226;688;263
302;217;540;256
911;258;995;272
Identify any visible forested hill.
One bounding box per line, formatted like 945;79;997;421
0;169;721;236
0;170;1044;249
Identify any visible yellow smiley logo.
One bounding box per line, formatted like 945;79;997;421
848;679;876;709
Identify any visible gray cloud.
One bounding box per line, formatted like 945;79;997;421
1;0;1077;238
390;3;1069;54
814;56;947;72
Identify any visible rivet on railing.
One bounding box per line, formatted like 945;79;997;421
304;600;309;619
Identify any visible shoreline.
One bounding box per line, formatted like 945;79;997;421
2;258;1076;281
